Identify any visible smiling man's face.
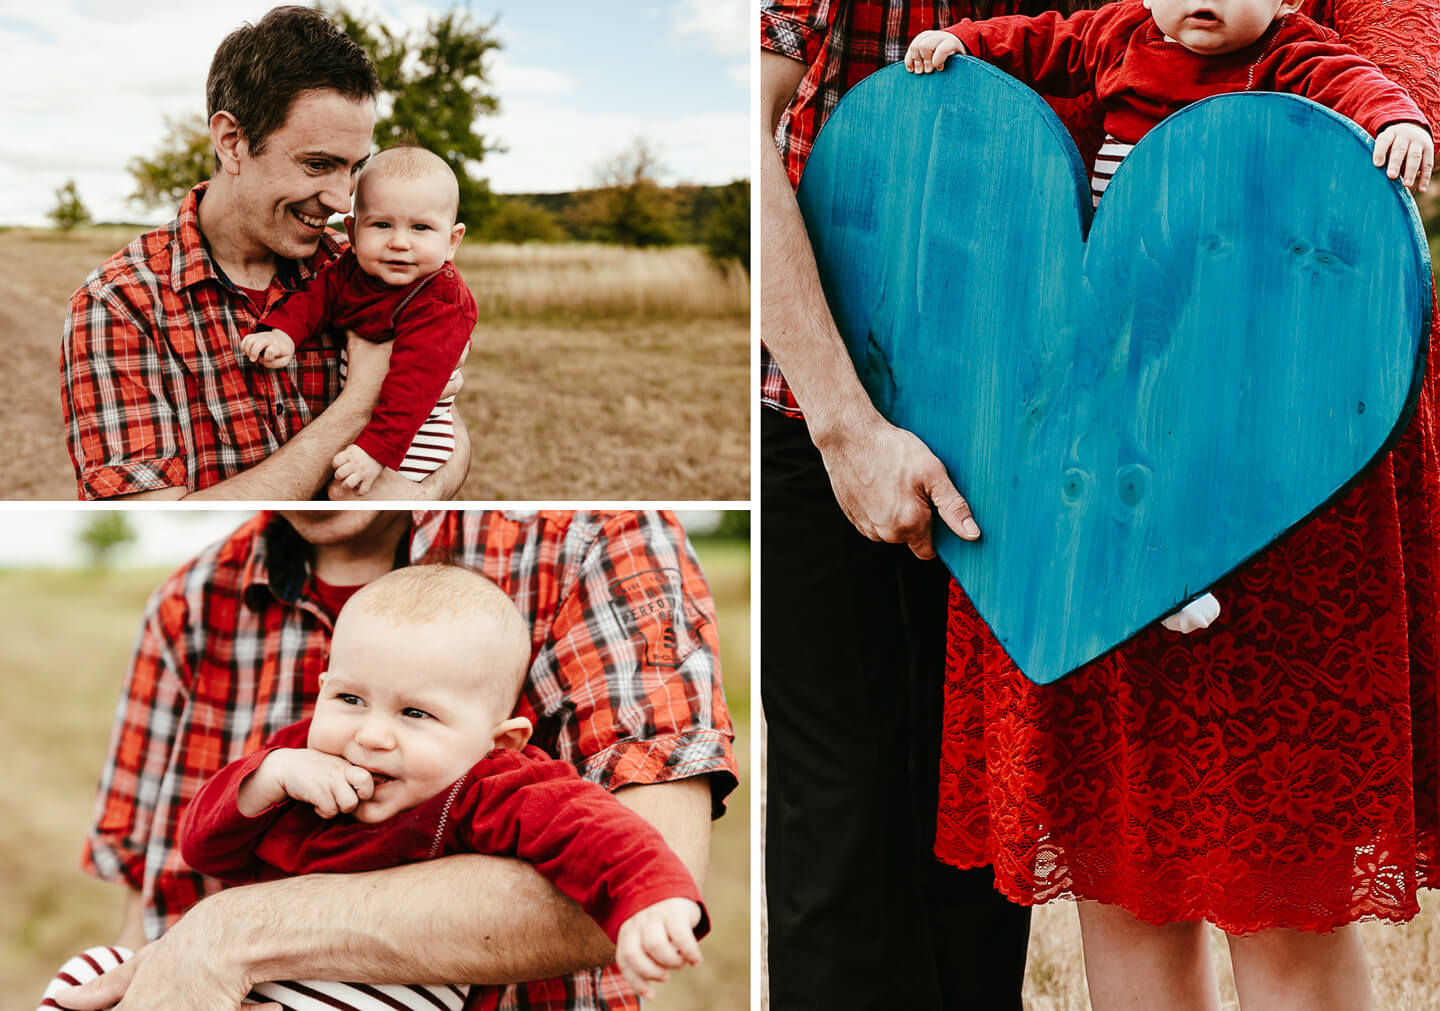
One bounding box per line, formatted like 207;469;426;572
231;88;375;261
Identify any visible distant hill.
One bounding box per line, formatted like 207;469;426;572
498;181;749;248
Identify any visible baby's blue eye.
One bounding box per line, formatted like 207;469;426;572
413;224;431;231
338;693;363;706
402;707;434;720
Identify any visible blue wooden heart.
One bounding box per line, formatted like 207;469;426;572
796;59;1432;685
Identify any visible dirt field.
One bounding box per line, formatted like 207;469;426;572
0;534;750;1011
4;228;748;501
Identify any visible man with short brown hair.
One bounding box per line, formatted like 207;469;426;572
61;6;470;501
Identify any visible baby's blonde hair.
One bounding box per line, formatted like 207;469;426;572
340;564;531;709
355;145;460;220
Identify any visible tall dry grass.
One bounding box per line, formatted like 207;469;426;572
454;242;749;320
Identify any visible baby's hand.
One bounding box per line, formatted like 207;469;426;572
242;748;374;818
240;329;297;369
905;30;966;73
614;897;703;1000
1374;122;1434;193
332;444;383;495
1161;592;1221;634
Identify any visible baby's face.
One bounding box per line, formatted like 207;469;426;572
308;611;514;823
346;170;464;287
1145;0;1296;53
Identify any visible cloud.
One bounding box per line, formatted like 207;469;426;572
671;0;747;56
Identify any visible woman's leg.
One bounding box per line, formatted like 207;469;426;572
1077;901;1222;1011
1226;924;1371;1011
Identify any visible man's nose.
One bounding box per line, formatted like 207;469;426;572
318;172;352;216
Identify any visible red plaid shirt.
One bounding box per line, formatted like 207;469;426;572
61;183;345;499
760;0;1104;418
83;510;737;1011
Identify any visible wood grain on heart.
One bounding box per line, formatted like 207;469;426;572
797;59;1432;685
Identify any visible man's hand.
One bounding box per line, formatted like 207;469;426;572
241;748;373;819
332;444;384;495
51;919;280;1011
817;413;980;559
905;30;966;73
1374;122;1434;193
239;329;296;369
613;897;704;1000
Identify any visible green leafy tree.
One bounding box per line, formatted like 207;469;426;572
49;179;92;232
482;198;565;243
78;514;136;569
128;115;212;212
702;180;750;272
333;5;502;230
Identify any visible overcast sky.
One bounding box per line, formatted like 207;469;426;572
0;1;749;227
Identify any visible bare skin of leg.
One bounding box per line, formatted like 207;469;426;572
1077;901;1223;1011
1227;924;1372;1011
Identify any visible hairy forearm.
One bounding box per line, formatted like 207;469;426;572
759;51;880;447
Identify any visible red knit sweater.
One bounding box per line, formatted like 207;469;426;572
258;250;477;470
178;719;707;943
946;0;1429;143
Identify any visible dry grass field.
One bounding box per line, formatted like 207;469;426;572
2;228;748;501
0;532;750;1011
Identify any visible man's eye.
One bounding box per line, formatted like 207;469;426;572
306;161;331;174
401;707;434;720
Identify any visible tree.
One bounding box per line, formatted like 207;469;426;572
482;198;565;243
129;115;212;212
332;5;502;230
575;139;677;248
702;180;750;272
78;514;136;569
49;179;92;232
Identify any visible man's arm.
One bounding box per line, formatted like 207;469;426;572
760;49;980;558
55;778;712;1010
116;335;390;501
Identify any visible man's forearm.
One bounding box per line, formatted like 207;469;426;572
179;777;712;990
118;388;375;502
759;50;881;447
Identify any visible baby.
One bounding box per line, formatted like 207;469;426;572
905;0;1433;204
40;565;704;1011
241;146;478;494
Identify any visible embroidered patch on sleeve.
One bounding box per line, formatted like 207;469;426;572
609;567;708;668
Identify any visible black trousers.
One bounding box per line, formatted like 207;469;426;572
762;409;1031;1010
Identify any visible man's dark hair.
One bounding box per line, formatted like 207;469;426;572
207;6;380;161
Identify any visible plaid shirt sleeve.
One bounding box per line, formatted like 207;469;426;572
82;579;191;893
535;512;738;815
62;278;189;499
762;0;831;63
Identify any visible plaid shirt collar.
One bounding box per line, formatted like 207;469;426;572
238;511;445;610
168;182;339;298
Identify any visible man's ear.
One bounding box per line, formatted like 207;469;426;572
447;221;466;261
210;111;245;176
491;716;532;751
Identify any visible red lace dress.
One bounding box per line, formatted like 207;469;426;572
935;0;1440;934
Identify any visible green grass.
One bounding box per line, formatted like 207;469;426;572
0;544;750;1011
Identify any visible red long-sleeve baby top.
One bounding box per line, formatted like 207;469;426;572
177;719;708;943
256;250;478;471
945;0;1429;144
